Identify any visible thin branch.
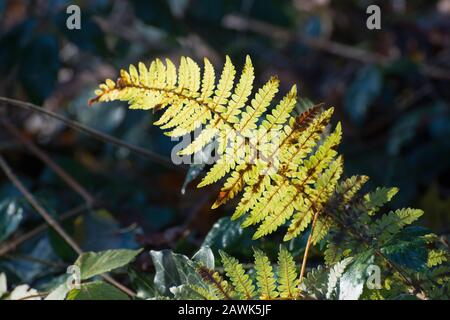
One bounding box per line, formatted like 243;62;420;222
0;154;83;255
0;155;136;297
222;14;450;80
0;97;180;171
0;203;89;257
1;120;95;206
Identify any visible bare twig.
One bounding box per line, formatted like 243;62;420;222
0;154;83;255
0;97;180;171
1;120;95;206
0;155;136;297
0;203;89;257
222;14;450;80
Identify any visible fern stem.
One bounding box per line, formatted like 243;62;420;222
298;210;320;286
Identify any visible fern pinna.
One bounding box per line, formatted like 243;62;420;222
90;56;449;299
192;246;300;300
90;55;343;242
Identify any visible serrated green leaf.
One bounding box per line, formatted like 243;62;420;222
75;249;142;280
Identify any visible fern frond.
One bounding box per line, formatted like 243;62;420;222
219;251;255;299
197;266;234;300
334;175;369;206
254;249;279;299
310;216;333;245
309;175;368;245
91;56;341;241
364;187;399;216
223;55;254;123
92;54;439;300
284;155;343;241
427;250;448;268
90;56;346;242
187;285;219;300
326;257;353;299
371;208;424;243
238;76;279;135
277;246;299;299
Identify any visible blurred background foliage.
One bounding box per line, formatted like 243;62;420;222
0;0;449;289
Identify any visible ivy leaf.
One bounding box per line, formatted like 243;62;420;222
1;236;60;283
8;284;40;300
128;267;161;299
202;217;253;256
169;284;208;300
192;246;215;269
74;209;139;251
149;249;206;297
339;251;374;300
0;273;7;298
75;249;142;280
45;281;71;301
381;226;428;271
0;198;24;243
66;281;129;300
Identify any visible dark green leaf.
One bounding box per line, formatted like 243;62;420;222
344;65;382;125
0;198;24;243
18;35;59;104
66;281;129;300
149;249;205;296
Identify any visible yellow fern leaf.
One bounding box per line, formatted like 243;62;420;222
238;77;279;136
200;58;216;99
254;249;278;299
223;55;254;123
90;55;344;241
220;251;255;299
277;246;299;299
284;156;343;241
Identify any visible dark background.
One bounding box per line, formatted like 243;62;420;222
0;0;449;288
